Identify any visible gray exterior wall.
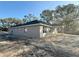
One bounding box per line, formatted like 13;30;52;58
9;25;42;38
9;24;52;39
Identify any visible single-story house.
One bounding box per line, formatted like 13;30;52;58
9;20;52;38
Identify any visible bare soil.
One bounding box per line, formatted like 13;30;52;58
0;32;79;57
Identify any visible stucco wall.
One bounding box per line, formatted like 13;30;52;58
24;26;41;38
39;26;43;38
9;24;52;38
9;25;42;38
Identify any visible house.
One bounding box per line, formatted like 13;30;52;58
9;20;52;38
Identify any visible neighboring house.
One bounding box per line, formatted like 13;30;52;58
9;20;52;38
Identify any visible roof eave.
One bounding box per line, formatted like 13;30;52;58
11;23;52;28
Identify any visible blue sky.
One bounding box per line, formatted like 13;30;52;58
0;1;78;19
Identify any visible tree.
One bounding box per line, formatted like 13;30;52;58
0;18;23;28
23;14;38;23
40;4;79;33
55;4;76;18
0;19;6;27
40;10;53;23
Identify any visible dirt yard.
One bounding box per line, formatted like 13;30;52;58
0;32;79;57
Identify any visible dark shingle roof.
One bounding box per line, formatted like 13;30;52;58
11;20;52;27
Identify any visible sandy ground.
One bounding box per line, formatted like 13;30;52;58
0;32;79;57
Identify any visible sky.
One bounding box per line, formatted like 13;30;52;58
0;1;78;19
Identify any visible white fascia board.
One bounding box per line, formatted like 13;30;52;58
11;23;52;28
